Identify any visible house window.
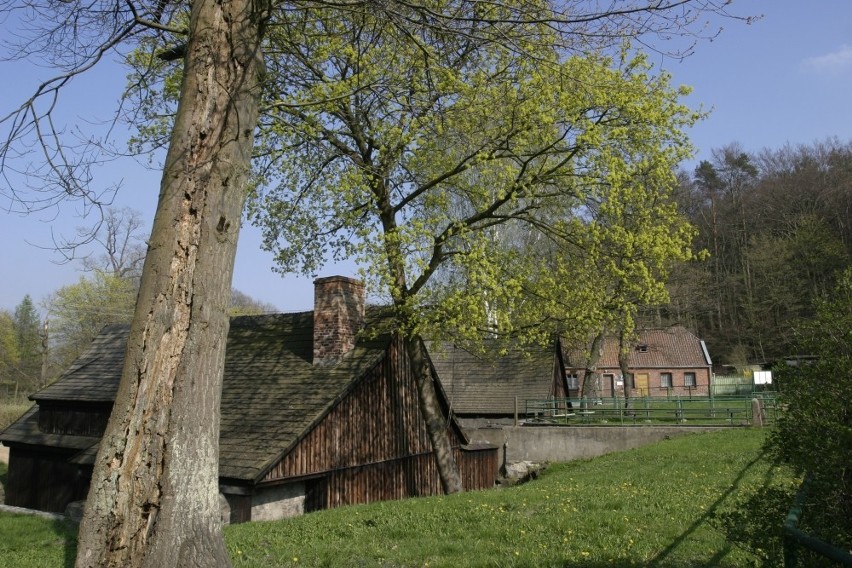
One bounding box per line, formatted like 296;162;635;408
684;372;697;387
636;344;648;353
566;374;579;390
660;373;672;388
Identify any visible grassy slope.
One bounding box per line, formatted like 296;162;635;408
225;429;795;567
0;429;795;568
0;462;80;568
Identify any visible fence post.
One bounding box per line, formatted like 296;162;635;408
751;398;764;427
514;397;519;427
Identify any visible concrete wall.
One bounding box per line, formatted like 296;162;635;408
466;425;727;463
251;482;305;521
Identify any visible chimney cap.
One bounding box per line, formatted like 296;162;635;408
313;275;364;286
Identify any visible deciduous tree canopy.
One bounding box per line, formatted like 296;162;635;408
667;140;852;363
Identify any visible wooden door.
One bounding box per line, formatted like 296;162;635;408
635;373;649;396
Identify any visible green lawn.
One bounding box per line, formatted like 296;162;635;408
0;429;796;568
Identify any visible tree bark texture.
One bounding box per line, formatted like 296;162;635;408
404;335;464;495
617;330;632;410
581;332;604;403
75;1;267;566
376;187;463;494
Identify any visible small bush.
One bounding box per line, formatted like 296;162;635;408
0;400;32;431
768;268;852;551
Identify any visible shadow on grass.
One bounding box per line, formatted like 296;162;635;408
643;448;772;567
52;517;78;568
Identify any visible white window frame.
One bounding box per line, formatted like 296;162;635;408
566;374;579;390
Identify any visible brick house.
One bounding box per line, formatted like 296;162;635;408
0;276;497;522
561;326;713;398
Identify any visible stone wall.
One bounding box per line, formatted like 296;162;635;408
467;425;729;464
251;482;306;521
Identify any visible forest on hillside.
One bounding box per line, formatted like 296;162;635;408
663;139;851;366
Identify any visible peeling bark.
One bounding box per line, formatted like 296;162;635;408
75;1;268;566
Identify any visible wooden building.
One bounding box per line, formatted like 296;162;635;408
0;277;497;522
427;340;566;426
561;326;714;398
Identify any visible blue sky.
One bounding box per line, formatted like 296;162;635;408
2;1;852;315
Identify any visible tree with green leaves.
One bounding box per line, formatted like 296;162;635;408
0;309;21;396
1;0;751;563
46;271;138;372
669;140;852;363
229;288;278;316
12;295;43;392
246;7;700;489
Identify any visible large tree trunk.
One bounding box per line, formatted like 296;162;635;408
75;2;267;566
405;335;464;494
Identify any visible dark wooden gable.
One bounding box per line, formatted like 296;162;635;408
260;334;488;508
217;312;392;482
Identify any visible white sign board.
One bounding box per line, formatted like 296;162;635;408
754;370;772;385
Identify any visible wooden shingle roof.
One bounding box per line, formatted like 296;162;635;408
218;313;388;481
32;324;129;403
562;326;712;369
3;312;390;483
428;341;556;415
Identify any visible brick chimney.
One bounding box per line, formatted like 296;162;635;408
313;276;366;366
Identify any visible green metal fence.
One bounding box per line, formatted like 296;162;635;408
711;375;779;397
711;375;755;396
523;395;778;426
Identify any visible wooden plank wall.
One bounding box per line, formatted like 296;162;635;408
322;448;498;509
264;337;450;481
5;447;90;512
263;336;498;508
457;447;499;492
38;402;111;437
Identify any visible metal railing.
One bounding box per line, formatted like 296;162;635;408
522;395;778;426
783;476;852;567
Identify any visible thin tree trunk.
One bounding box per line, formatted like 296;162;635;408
617;328;632;411
376;184;463;494
75;2;268;566
581;332;605;405
405;335;464;494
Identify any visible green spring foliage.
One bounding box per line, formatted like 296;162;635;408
243;4;701;348
768;267;852;550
